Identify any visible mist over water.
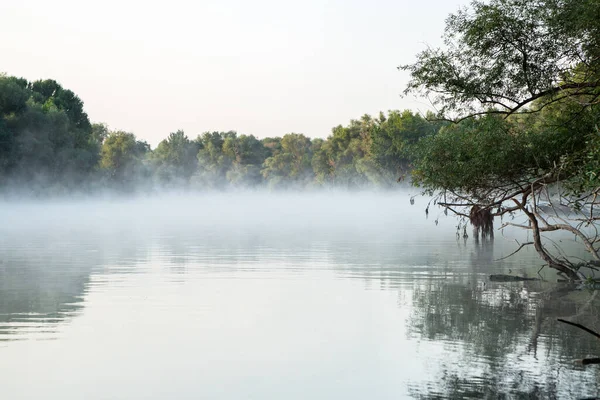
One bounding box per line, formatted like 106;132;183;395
1;191;599;399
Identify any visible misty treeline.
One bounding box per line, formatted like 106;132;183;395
0;73;445;194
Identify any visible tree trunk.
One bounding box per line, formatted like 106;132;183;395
514;199;583;281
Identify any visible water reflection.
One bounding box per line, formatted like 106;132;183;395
404;238;600;398
407;279;600;398
0;238;90;341
0;226;151;341
0;194;599;399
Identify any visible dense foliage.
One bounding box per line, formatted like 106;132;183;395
0;76;100;192
402;0;600;280
0;73;437;193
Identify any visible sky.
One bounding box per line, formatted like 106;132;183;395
1;0;466;147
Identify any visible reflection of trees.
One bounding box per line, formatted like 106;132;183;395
0;229;150;341
469;237;494;270
0;244;92;340
312;232;600;398
160;226;600;398
406;277;600;398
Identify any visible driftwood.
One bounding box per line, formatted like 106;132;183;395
489;274;539;282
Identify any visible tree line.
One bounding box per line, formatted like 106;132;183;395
0;73;443;194
2;0;598;280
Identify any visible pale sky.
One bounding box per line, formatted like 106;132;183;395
1;0;465;147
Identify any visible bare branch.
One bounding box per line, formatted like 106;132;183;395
495;242;534;261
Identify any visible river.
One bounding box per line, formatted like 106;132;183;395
1;192;599;399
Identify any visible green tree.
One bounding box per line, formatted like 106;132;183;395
371;110;441;183
91;123;109;144
262;133;314;188
152;130;200;186
402;0;600;280
326;115;374;187
401;0;600;119
194;131;236;189
0;76;30;178
0;75;99;191
100;130;150;187
223;134;268;187
261;137;282;158
30;79;91;131
311;138;334;185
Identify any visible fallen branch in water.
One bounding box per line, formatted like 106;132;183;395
576;358;600;365
489;274;538;282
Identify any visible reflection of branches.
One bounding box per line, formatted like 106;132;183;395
557;316;600;364
557;318;600;340
529;304;544;357
559;291;599;321
408;277;600;397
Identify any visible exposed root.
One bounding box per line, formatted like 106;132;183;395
470;205;494;239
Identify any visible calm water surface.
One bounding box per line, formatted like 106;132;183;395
1;192;599;399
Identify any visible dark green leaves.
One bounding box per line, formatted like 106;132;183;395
401;0;600;119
